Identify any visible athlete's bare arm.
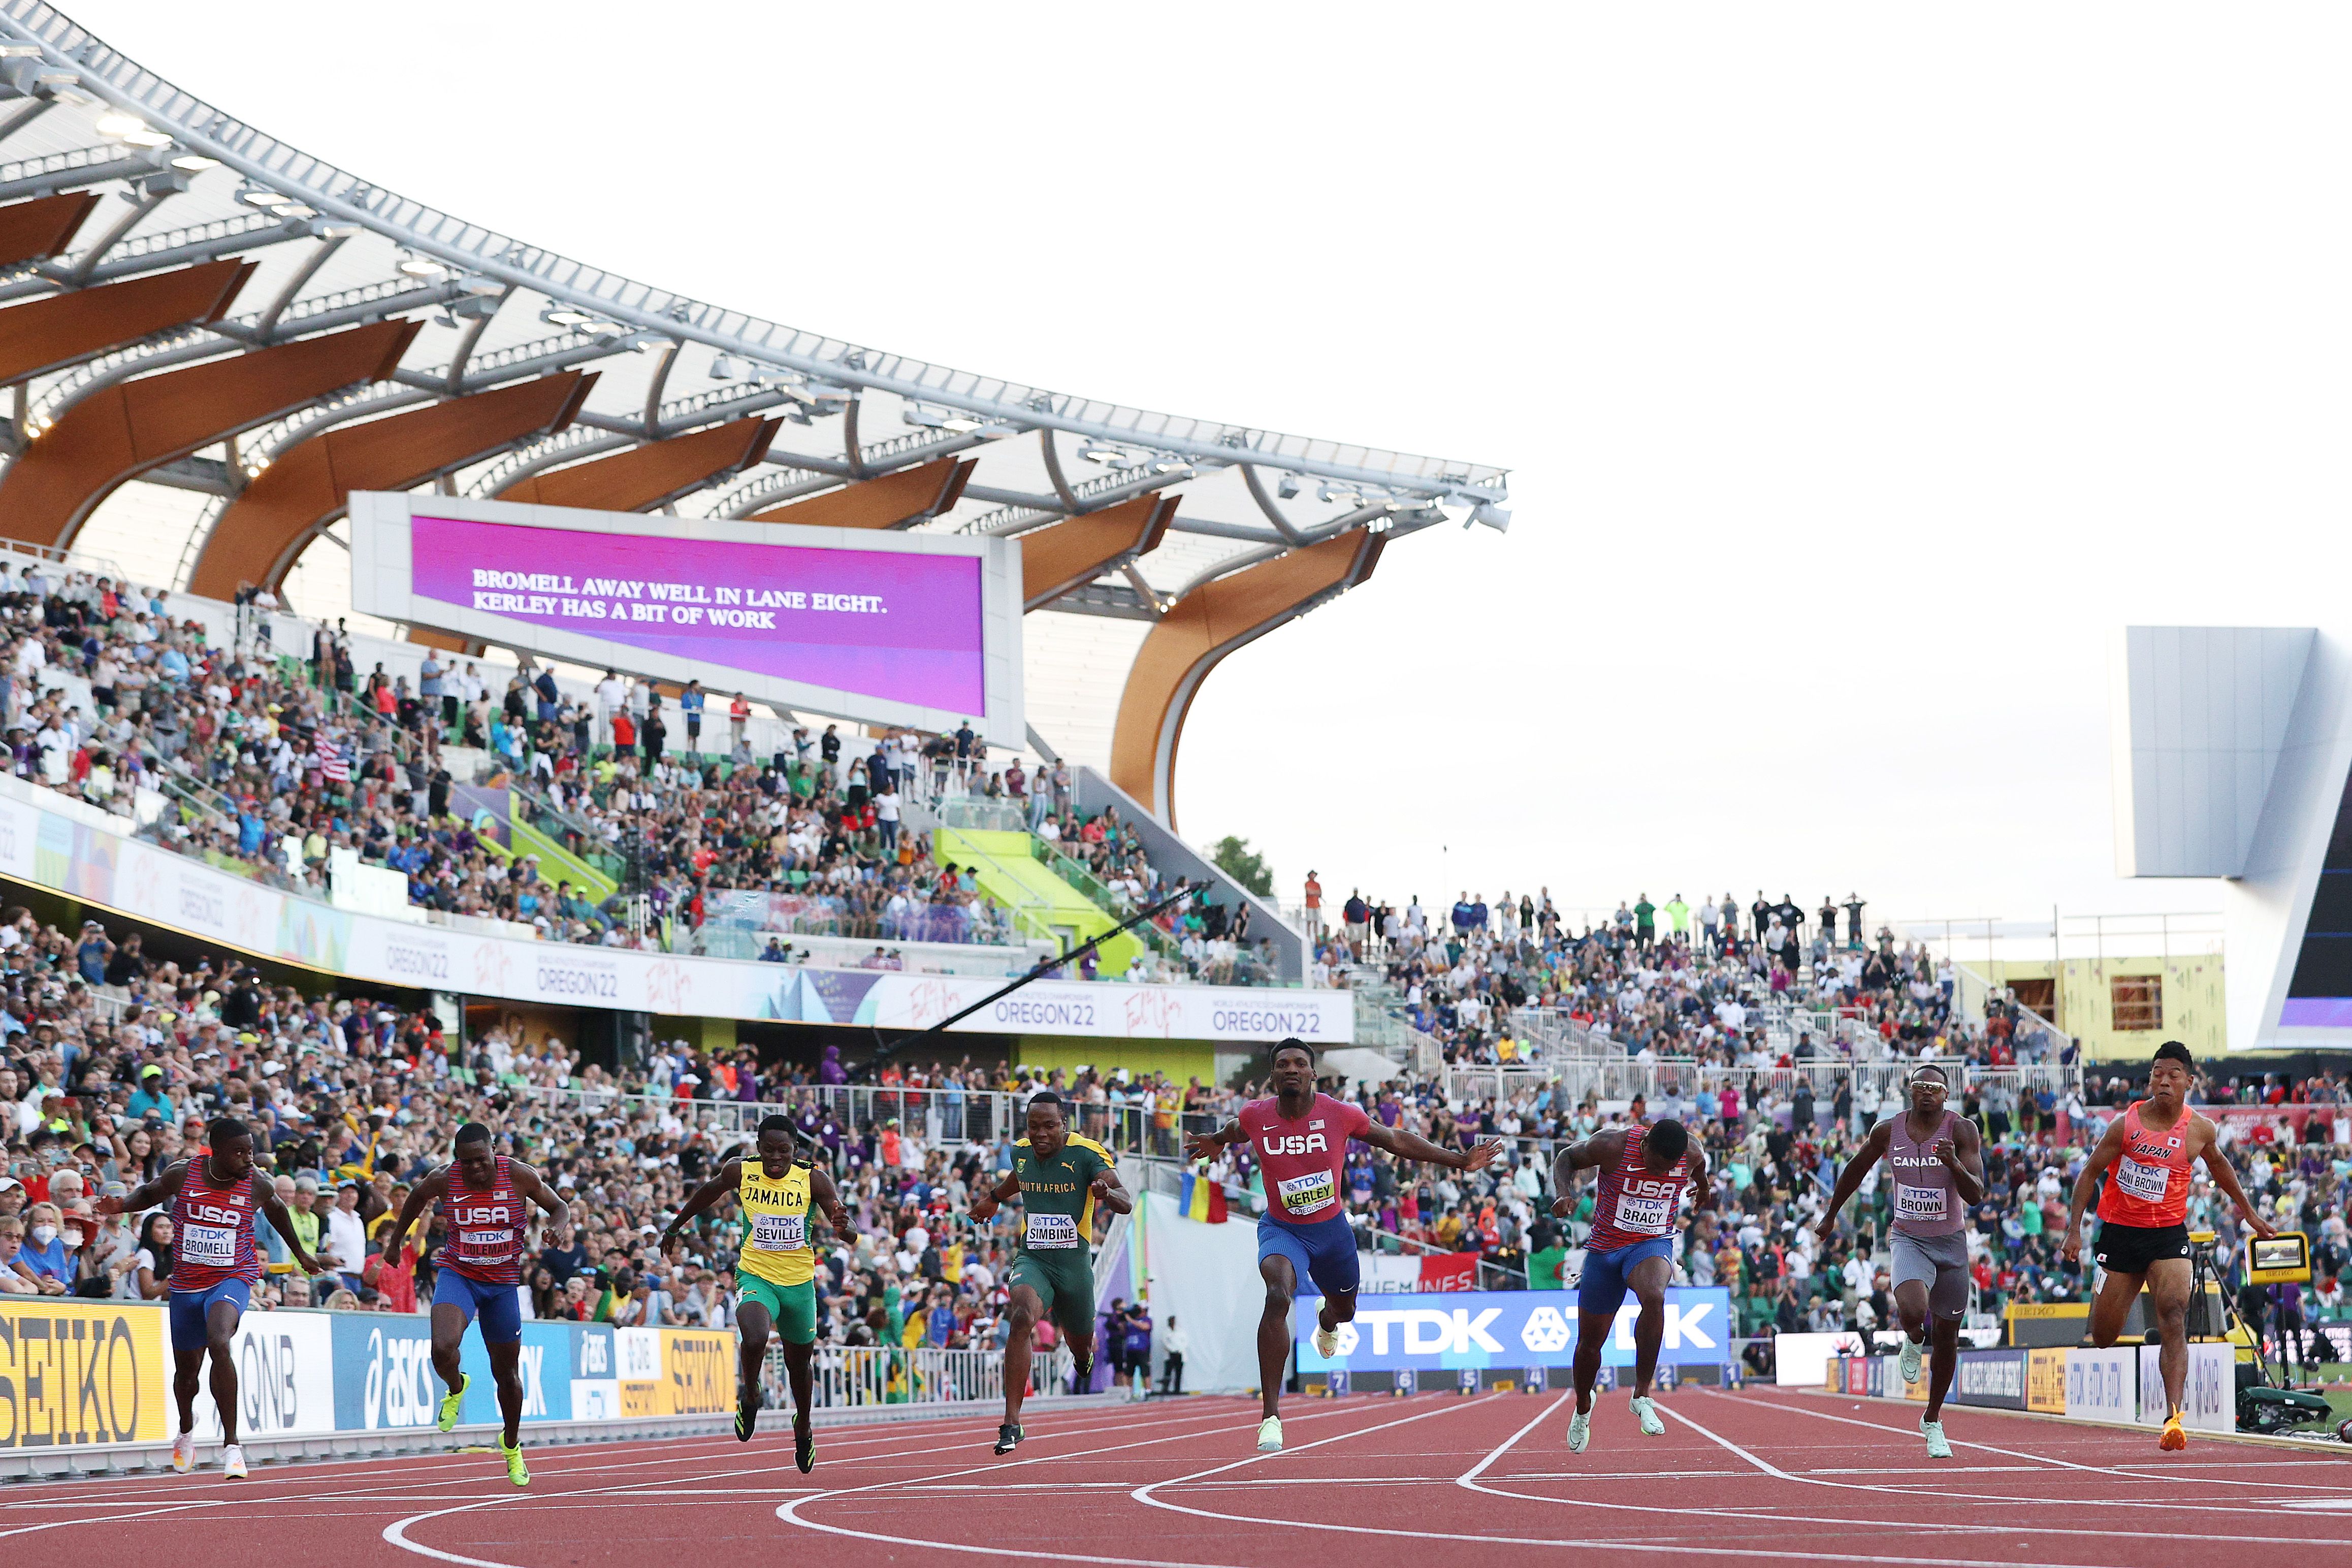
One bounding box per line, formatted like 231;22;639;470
379;1165;452;1259
2190;1114;2276;1238
965;1169;1022;1224
1942;1116;1987;1207
1360;1121;1502;1173
1550;1129;1626;1217
1088;1163;1134;1217
1684;1146;1714;1213
1814;1120;1895;1240
661;1159;745;1255
257;1179;328;1275
511;1160;571;1240
809;1165;852;1235
1181;1119;1244;1163
2062;1116;2133;1262
98;1157;188;1216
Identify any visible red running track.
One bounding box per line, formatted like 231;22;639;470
9;1387;2352;1567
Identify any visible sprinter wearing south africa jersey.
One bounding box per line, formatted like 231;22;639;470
666;1115;849;1471
969;1092;1129;1455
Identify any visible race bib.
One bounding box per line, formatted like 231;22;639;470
457;1228;516;1256
751;1214;806;1252
1613;1192;1674;1235
180;1222;236;1267
1894;1184;1948;1221
1025;1213;1081;1250
2114;1156;2170;1203
1278;1170;1337;1218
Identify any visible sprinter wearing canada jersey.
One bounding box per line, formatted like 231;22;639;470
101;1118;323;1480
1184;1037;1500;1454
2064;1040;2272;1451
383;1122;570;1487
1551;1119;1710;1455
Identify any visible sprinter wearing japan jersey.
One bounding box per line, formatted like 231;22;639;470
1184;1038;1500;1453
100;1118;324;1480
382;1123;570;1487
2064;1040;2272;1451
1551;1120;1710;1454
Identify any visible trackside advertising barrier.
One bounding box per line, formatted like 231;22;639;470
4;1301;1045;1458
1828;1343;2234;1433
1296;1288;1732;1374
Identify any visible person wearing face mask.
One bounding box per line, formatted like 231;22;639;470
16;1200;70;1292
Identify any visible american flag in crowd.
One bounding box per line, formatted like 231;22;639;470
317;737;350;782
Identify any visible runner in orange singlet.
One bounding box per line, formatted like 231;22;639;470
2063;1040;2273;1450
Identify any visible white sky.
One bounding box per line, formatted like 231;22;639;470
65;3;2352;930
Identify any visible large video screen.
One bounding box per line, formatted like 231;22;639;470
2281;766;2352;1027
349;493;1023;745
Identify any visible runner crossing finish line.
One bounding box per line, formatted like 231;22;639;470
1551;1117;1711;1454
1815;1062;1986;1457
1183;1036;1501;1453
968;1091;1131;1455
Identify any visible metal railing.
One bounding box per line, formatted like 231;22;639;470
765;1342;1073;1411
1438;1057;2084;1115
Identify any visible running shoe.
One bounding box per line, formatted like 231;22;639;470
500;1439;530;1488
2158;1413;2187;1452
1630;1395;1664;1436
438;1373;471;1433
1920;1418;1951;1460
993;1422;1023;1456
1898;1335;1923;1386
735;1382;763;1444
170;1430;195;1474
1313;1325;1340;1360
222;1444;247;1480
794;1419;816;1475
1255;1416;1283;1452
1072;1349;1094;1389
1566;1410;1591;1454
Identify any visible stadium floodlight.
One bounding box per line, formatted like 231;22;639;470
708;353;742;379
449;293;499;320
1150;456;1190;474
237;186;280;207
539;306;594;328
1079;442;1128;465
1469;501;1511;533
270;202;316;218
0;42;41;55
169;153;219;171
1318;482;1363;506
1276;473;1302;500
94;111;142;136
309;220;362;239
397;253;450;279
904;404;988;434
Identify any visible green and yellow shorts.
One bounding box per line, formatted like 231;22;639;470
736;1274;817;1345
1007;1249;1096;1337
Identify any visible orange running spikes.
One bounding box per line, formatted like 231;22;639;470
2158;1414;2187;1452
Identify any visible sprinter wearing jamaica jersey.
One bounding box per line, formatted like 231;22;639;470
969;1092;1130;1455
664;1115;849;1471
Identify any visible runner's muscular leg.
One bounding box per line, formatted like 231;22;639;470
2144;1256;2193;1417
735;1299;772;1410
1572;1310;1613;1413
1892;1280;1929;1345
488;1340;525;1448
1259;1255;1299;1420
781;1338;815;1427
1003;1283;1043;1424
206;1300;242;1447
1627;1256;1672;1399
430;1300;470;1393
1319;1284;1357;1334
1926;1308;1962;1421
171;1341;205;1435
2087;1266;2144;1349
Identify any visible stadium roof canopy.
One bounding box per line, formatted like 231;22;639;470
0;2;1510;819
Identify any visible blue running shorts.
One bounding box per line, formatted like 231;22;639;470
1256;1212;1361;1297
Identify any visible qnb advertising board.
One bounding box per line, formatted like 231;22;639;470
348;492;1024;747
1294;1288;1730;1373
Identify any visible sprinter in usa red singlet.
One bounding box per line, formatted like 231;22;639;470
382;1122;570;1486
2064;1040;2272;1450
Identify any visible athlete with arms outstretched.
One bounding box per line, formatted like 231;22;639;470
663;1114;850;1470
381;1122;570;1487
1184;1037;1501;1453
1815;1064;1985;1457
100;1117;325;1479
1552;1117;1710;1454
2064;1040;2273;1450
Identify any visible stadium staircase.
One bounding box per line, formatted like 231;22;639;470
932;825;1145;973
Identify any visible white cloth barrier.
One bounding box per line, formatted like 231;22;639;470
1133;1190;1265;1394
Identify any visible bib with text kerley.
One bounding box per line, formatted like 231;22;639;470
1278;1170;1337;1218
180;1223;236;1267
1895;1184;1948;1221
751;1214;805;1252
2114;1156;2170;1203
1613;1192;1674;1235
1025;1213;1081;1250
